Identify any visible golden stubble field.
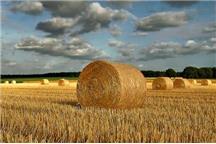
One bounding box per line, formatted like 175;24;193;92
1;79;216;142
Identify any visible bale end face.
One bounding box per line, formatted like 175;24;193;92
188;79;197;85
152;77;173;90
174;78;191;89
58;79;70;86
201;79;212;86
77;60;147;109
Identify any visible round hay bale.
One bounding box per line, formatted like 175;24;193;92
152;77;173;90
4;81;9;84
201;79;212;86
174;78;191;89
41;79;49;85
11;80;16;84
188;79;197;85
58;79;70;86
77;60;147;109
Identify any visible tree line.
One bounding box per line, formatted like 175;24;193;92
141;67;216;78
1;67;216;79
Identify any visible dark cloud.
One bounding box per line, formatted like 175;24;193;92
136;11;188;32
15;37;107;60
139;40;216;61
36;17;79;35
71;2;131;35
163;1;199;8
11;1;43;15
41;1;88;18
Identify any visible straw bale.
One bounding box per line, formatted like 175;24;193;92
77;60;147;109
174;78;191;88
11;80;16;84
4;81;9;84
152;77;173;90
201;79;212;86
41;79;49;85
188;79;197;85
58;79;70;86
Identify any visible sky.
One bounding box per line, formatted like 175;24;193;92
1;0;216;74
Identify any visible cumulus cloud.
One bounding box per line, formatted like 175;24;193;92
11;1;43;15
15;37;107;60
41;1;88;18
108;39;136;57
11;1;132;36
109;25;122;37
136;11;188;32
139;40;216;61
36;17;79;35
71;2;131;35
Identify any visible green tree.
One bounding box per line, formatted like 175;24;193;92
165;68;176;77
212;67;216;78
182;66;199;78
198;68;213;78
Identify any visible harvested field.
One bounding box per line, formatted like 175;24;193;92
1;79;216;142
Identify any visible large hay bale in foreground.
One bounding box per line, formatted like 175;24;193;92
152;77;173;90
201;79;212;86
58;79;70;86
174;78;191;89
77;60;147;109
11;80;16;84
188;79;197;85
41;79;49;85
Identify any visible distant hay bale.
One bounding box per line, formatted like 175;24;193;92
174;78;191;89
188;79;197;85
201;79;212;86
4;81;9;84
152;77;173;90
11;80;16;84
58;79;70;86
77;60;147;109
41;79;49;85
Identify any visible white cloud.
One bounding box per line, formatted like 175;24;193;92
136;11;188;32
15;36;108;60
139;40;216;61
11;1;43;15
36;17;79;35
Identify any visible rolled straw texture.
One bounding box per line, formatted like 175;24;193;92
201;79;212;86
58;79;70;86
174;78;191;89
188;79;197;85
152;77;173;90
77;60;147;109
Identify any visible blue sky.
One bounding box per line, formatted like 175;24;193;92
1;1;216;74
